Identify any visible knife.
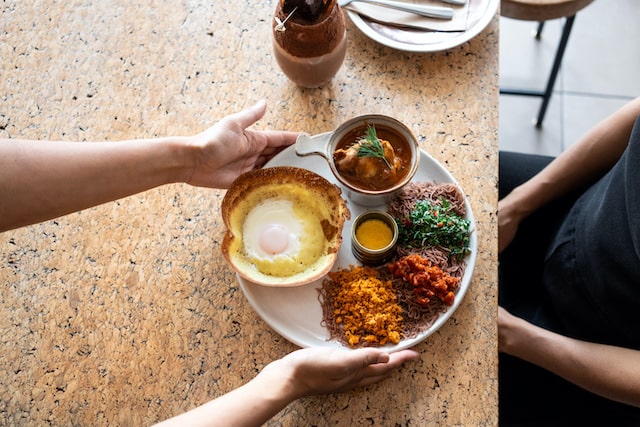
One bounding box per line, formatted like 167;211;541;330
338;0;454;20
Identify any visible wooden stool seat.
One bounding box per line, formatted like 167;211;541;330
500;0;594;127
502;0;594;22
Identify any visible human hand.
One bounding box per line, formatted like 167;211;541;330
497;197;522;253
498;306;533;356
260;347;420;399
184;100;299;189
498;306;640;407
154;347;420;427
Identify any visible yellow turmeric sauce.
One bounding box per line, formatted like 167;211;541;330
355;218;393;250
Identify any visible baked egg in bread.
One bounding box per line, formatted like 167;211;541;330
221;166;350;287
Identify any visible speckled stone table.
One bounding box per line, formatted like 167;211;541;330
0;1;499;425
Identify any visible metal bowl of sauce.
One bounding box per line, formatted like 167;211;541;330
351;210;398;265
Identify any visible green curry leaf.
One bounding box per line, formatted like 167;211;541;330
356;125;392;169
396;198;471;259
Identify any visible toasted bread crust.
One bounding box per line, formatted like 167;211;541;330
221;166;350;287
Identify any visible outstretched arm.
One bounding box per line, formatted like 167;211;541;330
0;100;298;232
154;347;420;427
498;97;640;252
499;307;640;408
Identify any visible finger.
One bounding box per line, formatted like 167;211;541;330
388;349;421;365
358;348;419;367
346;348;389;367
242;130;297;162
257;130;299;149
228;99;268;130
252;143;293;169
357;349;419;378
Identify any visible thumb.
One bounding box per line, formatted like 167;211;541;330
231;99;267;129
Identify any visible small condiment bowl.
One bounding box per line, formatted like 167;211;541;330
351;210;398;266
295;114;420;206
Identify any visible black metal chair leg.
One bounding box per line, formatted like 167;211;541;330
499;15;577;128
535;14;575;127
535;21;545;39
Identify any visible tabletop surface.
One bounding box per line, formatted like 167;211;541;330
0;1;499;425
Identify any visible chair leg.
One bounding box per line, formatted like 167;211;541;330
535;21;545;40
535;14;575;127
499;15;577;128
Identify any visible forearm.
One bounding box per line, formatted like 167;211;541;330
502;97;640;218
503;316;640;407
0;137;194;232
154;363;298;427
153;346;419;426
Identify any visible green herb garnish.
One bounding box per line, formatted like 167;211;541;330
396;198;471;259
356;125;392;169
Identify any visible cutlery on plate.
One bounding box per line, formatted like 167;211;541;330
338;0;454;20
438;0;466;5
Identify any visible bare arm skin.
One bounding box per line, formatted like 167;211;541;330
497;97;640;408
153;348;420;427
0;102;422;425
0;100;298;232
499;307;640;408
498;97;640;252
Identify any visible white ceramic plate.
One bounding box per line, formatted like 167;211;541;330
346;0;499;53
237;144;477;351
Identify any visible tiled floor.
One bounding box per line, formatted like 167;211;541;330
499;0;640;156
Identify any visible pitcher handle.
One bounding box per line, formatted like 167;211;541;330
295;131;332;160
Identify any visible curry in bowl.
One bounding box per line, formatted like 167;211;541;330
295;114;419;206
333;123;413;192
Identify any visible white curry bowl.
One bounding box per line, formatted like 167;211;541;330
295;114;420;207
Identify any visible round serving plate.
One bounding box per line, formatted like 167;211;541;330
237;143;477;351
346;0;499;52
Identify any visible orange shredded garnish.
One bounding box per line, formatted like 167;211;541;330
327;266;403;347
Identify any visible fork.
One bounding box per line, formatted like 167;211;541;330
338;0;454;20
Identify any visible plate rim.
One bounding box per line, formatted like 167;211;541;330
346;0;499;53
237;144;478;351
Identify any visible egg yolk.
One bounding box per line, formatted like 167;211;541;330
259;224;290;255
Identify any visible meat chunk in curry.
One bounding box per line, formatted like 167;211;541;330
332;124;410;191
